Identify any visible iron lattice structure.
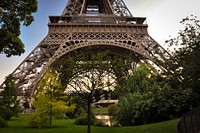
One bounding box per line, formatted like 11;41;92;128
0;0;169;96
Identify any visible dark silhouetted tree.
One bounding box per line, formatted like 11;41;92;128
0;0;38;57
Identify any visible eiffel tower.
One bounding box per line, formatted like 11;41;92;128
1;0;168;96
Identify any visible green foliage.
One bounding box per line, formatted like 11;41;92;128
53;49;132;103
0;0;38;57
155;85;192;118
26;111;51;128
74;116;89;125
121;64;153;94
0;106;13;120
36;70;60;95
53;50;127;133
0;29;24;57
119;87;192;126
27;93;51;128
0;117;8;128
53;50;130;102
52;101;76;119
27;92;75;128
116;64;193;126
39;70;76;119
64;94;87;119
74;114;95;125
164;15;200;107
27;70;76;128
0;75;21;119
117;93;140;126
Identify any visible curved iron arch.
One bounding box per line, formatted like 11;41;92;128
52;40;152;62
28;40;156;96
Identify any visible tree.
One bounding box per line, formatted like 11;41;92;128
27;93;75;128
53;50;125;133
27;70;76;128
116;64;192;126
0;0;38;57
120;64;153;94
0;75;21;120
163;15;200;107
116;64;158;125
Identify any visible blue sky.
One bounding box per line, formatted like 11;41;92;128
0;0;200;83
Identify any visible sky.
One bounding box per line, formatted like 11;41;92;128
0;0;200;84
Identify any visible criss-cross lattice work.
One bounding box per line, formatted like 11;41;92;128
0;0;169;96
62;0;132;16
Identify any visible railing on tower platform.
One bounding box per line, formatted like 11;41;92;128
177;106;200;133
49;15;147;25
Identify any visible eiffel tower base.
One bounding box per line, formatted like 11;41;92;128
0;0;168;96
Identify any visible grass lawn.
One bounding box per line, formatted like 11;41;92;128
0;115;179;133
93;107;109;114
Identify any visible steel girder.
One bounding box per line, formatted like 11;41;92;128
62;0;132;16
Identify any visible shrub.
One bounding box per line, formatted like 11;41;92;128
0;106;13;120
116;86;193;126
74;116;88;125
0;117;8;128
74;115;95;125
27;112;51;128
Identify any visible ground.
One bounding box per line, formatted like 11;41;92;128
0;114;179;133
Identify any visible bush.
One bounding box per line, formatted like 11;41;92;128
0;117;8;128
74;115;95;125
74;116;88;125
116;86;193;126
26;112;51;128
0;106;13;120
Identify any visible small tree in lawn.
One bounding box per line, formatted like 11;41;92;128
53;51;119;133
27;70;76;128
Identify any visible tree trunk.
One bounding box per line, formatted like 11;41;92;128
87;100;91;133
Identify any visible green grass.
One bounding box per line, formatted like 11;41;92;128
93;107;109;114
0;115;179;133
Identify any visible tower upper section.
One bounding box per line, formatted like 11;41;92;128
62;0;132;17
49;0;146;26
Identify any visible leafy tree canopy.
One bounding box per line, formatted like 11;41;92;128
52;50;131;102
27;70;75;128
52;49;132;133
0;0;38;57
164;15;200;96
116;64;193;126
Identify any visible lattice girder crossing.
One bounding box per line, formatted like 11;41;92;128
62;0;132;16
